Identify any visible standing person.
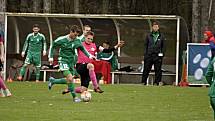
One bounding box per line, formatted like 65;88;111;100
48;25;94;102
205;57;215;120
17;24;47;82
0;31;12;97
141;21;166;86
201;30;215;58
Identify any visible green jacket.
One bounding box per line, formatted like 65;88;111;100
22;32;46;54
205;57;215;97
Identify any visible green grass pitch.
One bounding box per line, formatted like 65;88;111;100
0;82;213;121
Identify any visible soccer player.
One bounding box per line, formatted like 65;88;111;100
63;31;124;94
205;57;215;120
48;25;95;102
0;32;12;97
17;24;47;82
77;25;92;42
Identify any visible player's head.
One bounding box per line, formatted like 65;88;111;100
32;24;40;34
204;31;213;40
102;40;110;49
83;25;91;35
69;25;81;39
85;31;94;44
152;21;159;32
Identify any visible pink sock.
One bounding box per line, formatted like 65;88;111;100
89;69;98;89
75;86;82;93
0;77;7;90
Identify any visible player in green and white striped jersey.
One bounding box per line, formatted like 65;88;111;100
18;24;47;82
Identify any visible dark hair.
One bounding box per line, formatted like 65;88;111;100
70;25;81;34
103;40;110;45
83;25;91;29
85;31;94;36
33;24;39;28
152;21;159;26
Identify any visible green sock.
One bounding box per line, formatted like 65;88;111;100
35;67;40;80
52;78;67;84
19;66;26;77
68;83;76;98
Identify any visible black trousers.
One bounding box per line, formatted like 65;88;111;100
76;63;90;88
141;55;163;85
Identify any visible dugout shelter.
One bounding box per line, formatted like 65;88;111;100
2;13;188;85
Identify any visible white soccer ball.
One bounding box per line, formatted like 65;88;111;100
80;91;92;102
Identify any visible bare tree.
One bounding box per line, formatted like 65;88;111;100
33;0;42;13
74;0;79;14
0;0;6;12
192;0;200;42
43;0;51;13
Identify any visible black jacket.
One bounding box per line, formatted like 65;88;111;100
144;31;166;58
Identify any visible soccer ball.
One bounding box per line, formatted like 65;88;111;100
80;91;92;102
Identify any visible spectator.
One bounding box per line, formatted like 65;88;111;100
141;21;166;86
97;41;118;71
201;30;215;58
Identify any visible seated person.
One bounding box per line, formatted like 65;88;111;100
97;41;118;71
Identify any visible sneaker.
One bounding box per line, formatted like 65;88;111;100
62;89;70;95
48;77;54;90
73;97;81;103
94;87;104;93
17;76;22;81
5;89;12;97
0;89;5;97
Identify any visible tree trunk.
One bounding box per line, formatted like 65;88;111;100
43;0;51;13
192;0;200;42
200;0;209;39
0;0;6;12
33;0;41;13
74;0;79;14
102;0;109;13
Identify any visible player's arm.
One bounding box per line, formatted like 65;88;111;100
21;34;30;57
98;41;125;53
42;34;47;56
48;38;62;64
0;42;4;62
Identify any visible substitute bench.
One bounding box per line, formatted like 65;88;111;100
111;56;176;85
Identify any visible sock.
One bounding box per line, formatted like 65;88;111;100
89;69;99;89
35;67;40;80
52;78;67;84
75;86;82;93
0;77;6;90
68;83;76;98
19;66;26;77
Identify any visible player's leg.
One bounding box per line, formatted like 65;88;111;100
210;97;215;120
18;54;32;81
48;77;67;90
87;63;104;93
34;54;42;82
63;70;81;102
0;77;12;97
